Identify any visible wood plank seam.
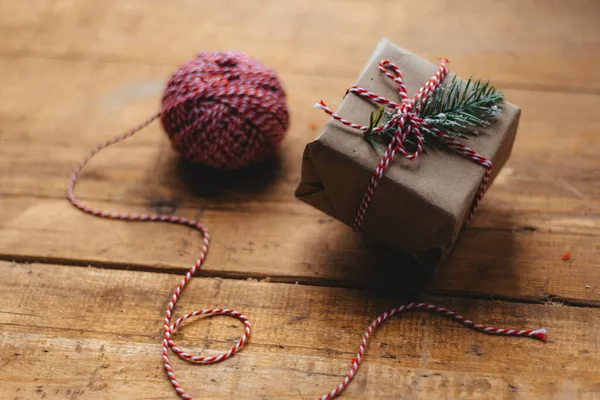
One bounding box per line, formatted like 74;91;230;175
5;256;600;312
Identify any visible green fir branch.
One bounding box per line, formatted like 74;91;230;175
363;76;504;153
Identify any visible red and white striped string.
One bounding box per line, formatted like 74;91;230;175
315;59;493;230
68;85;545;400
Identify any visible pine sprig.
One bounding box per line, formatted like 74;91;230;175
363;76;504;153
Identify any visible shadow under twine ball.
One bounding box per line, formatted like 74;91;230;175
160;51;289;170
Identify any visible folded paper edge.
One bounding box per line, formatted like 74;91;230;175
294;141;337;218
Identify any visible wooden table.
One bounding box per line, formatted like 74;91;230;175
1;1;599;399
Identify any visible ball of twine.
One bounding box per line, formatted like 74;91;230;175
160;51;289;170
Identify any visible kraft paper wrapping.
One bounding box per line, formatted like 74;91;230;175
295;39;520;268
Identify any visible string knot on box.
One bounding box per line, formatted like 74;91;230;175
315;59;492;231
161;51;289;170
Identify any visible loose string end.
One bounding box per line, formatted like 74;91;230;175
313;100;329;111
531;328;548;342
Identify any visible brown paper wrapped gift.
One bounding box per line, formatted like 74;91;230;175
295;39;520;268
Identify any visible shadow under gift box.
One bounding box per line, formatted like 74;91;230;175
295;39;520;269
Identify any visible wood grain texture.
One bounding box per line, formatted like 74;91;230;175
1;0;599;398
1;196;599;305
2;262;598;400
1;0;599;91
1;63;599;235
0;56;598;303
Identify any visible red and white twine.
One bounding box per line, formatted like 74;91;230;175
68;60;546;400
161;51;289;170
315;59;492;230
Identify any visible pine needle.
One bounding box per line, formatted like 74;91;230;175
363;77;504;153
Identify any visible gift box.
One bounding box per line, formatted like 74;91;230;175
295;39;520;268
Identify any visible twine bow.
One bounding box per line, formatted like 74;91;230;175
315;59;493;231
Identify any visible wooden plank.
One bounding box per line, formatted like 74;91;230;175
1;1;599;399
0;56;598;234
1;196;599;305
0;56;599;302
0;196;431;292
1;0;599;91
433;229;600;306
1;261;598;400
